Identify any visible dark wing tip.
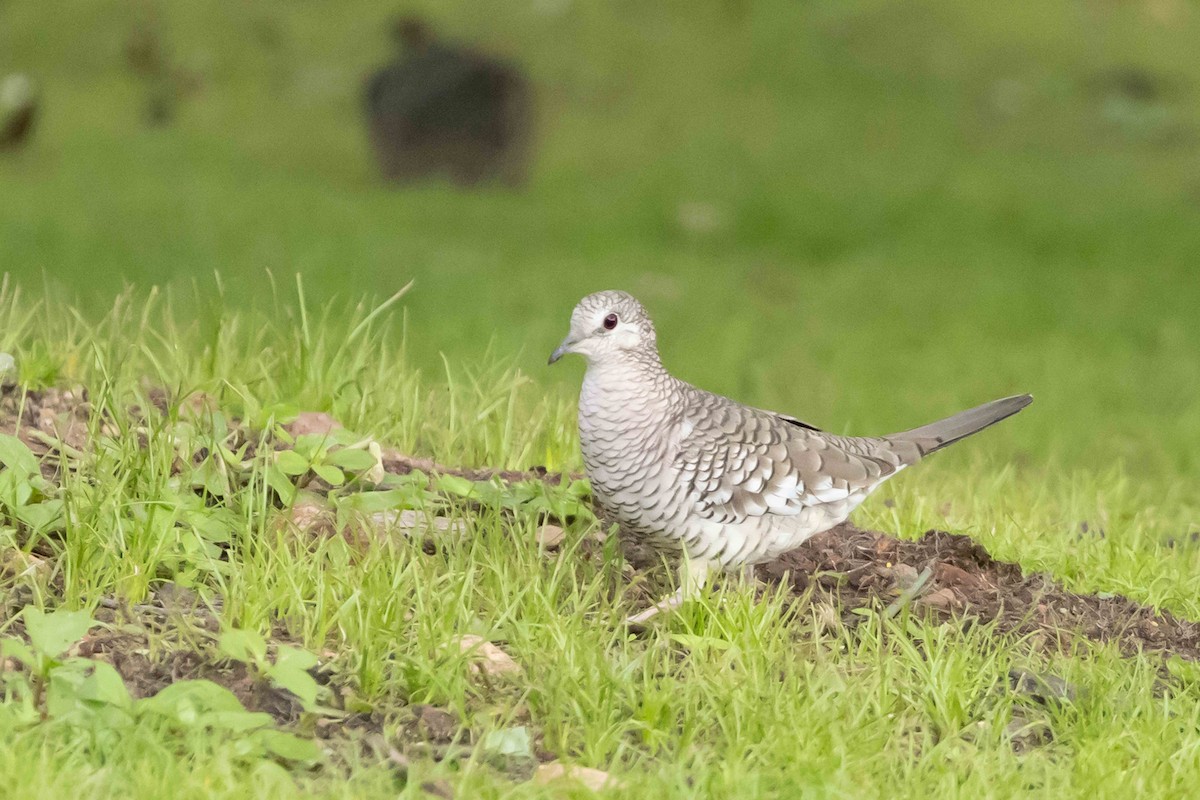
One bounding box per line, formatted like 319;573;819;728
779;415;822;433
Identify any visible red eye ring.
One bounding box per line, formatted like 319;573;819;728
603;313;619;330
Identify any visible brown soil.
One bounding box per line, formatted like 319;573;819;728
72;602;545;778
0;384;95;481
77;603;318;726
758;523;1200;661
83;634;304;723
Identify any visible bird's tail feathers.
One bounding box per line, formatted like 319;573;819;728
887;394;1032;460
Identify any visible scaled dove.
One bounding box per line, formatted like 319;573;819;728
549;290;1031;624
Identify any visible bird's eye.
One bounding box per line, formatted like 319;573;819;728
603;313;619;330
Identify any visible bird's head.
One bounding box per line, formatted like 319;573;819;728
548;290;658;366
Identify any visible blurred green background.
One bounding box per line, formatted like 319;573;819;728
2;0;1199;475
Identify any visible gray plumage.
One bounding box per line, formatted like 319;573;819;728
550;290;1032;573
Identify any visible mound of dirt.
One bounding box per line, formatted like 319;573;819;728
758;524;1200;661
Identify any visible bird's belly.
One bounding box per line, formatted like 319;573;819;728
586;451;872;567
685;494;870;568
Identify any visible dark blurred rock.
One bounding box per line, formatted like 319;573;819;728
0;74;38;150
363;17;534;187
123;15;204;127
1088;66;1163;102
1008;668;1078;706
125;19;168;77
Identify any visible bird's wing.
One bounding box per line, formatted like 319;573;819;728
675;394;905;524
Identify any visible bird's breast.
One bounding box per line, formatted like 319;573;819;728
577;366;683;532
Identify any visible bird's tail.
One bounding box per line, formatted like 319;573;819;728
886;394;1032;460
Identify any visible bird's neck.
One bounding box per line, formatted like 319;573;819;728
580;351;676;410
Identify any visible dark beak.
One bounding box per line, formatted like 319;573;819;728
548;336;575;365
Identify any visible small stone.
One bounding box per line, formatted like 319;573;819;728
414;705;460;742
1005;713;1053;752
287;412;343;437
154;581;199;610
451;634;523;677
370;509;467;536
180;391;218;419
1008;668;1077;705
933;561;983;590
919;587;959;611
536;524;565;548
0;549;48;579
288;500;337;536
534;762;621;791
886;563;920;590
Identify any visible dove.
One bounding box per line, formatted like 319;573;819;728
550;290;1031;624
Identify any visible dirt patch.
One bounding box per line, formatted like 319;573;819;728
77;604;315;726
84;632;304;722
48;602;545;780
758;524;1200;661
0;385;95;480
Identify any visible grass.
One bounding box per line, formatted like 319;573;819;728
2;0;1200;795
0;284;1198;799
